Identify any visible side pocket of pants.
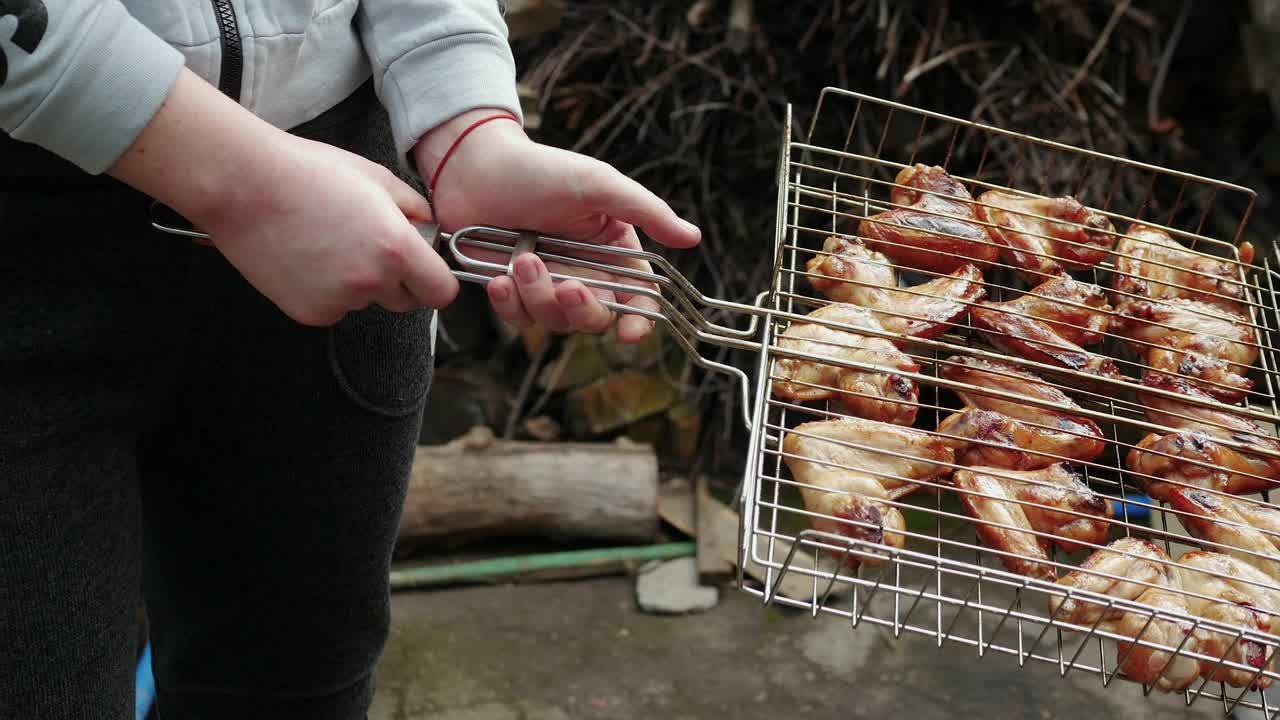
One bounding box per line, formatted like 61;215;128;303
327;305;435;417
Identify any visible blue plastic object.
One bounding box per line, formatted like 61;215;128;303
1111;494;1152;523
135;643;155;720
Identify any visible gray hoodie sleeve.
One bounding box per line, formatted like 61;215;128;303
1;0;186;174
356;0;524;172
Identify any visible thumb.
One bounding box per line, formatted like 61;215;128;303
374;167;435;224
566;153;701;249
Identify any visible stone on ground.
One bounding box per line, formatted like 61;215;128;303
634;556;719;614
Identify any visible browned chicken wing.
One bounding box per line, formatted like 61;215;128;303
938;355;1106;467
773;305;920;424
1116;298;1257;402
952;467;1056;580
954;464;1111;570
782;418;955;565
1048;538;1202;692
992;275;1113;346
858;164;1001;275
1050;538;1174;623
1112;223;1246;313
772;304;920;425
975;189;1116;283
1127;432;1277;501
1178;551;1280;689
1014;464;1112;553
1168;489;1280;586
1139;373;1280;482
938;407;1104;470
969;302;1122;385
805;235;987;341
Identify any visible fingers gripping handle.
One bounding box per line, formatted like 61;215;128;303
438;224;761;431
507;232;538;278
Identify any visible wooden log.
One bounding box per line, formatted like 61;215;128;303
400;426;660;545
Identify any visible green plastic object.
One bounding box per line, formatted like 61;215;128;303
389;542;697;590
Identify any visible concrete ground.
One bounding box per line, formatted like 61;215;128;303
368;573;1248;720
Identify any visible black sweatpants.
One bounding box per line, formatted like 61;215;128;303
0;83;434;719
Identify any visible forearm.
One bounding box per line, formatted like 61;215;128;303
1;0;186;174
106;67;290;228
355;0;523;171
412;107;526;184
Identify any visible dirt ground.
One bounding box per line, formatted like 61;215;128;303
367;573;1255;720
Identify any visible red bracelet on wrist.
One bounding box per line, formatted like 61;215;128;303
427;113;520;201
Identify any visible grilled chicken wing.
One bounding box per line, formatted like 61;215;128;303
1139;373;1280;482
1112;223;1246;313
1115;298;1257;402
938;356;1106;467
992;275;1113;346
858;164;1001;274
1013;464;1112;553
975;190;1116;282
772;304;920;425
1127;432;1277;501
1050;538;1173;623
937;407;1103;470
952;467;1056;580
969;300;1122;384
782;418;955;565
953;464;1111;573
1049;538;1202;692
1168;489;1280;585
806;235;987;340
1177;551;1280;689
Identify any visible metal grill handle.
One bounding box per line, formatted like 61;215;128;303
147;204;766;430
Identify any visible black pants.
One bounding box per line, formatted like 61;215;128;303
0;84;434;719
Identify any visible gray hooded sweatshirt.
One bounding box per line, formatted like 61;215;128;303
0;0;524;175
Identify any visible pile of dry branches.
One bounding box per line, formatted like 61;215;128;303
503;0;1273;472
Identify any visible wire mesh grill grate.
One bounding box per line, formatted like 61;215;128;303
738;87;1280;718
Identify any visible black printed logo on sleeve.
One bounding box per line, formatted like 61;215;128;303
0;0;49;87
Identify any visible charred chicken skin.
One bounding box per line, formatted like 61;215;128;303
1115;298;1257;402
974;189;1116;283
1048;538;1202;692
1177;551;1280;689
782;418;955;565
1112;223;1246;313
805;235;987;341
938;355;1106;468
772;304;920;425
858;164;1001;275
952;464;1111;581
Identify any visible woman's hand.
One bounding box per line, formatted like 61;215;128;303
201;136;459;326
414;109;701;343
110;68;459;327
